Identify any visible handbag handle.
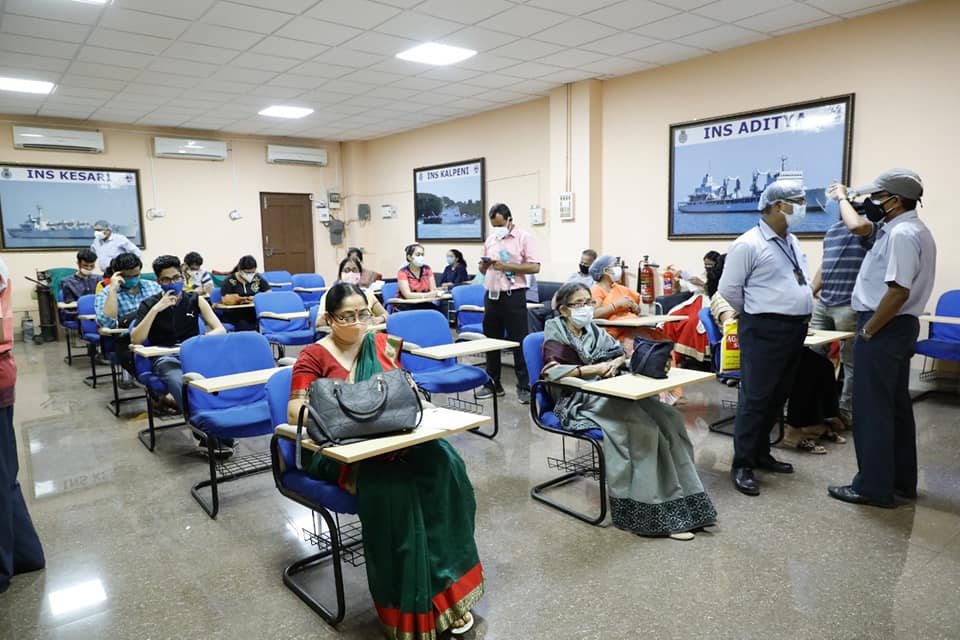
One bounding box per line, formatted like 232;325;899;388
295;403;336;469
332;375;389;421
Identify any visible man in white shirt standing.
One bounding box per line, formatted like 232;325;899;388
91;220;140;272
827;169;936;508
719;179;814;497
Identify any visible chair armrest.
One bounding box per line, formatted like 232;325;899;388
277;357;297;367
183;372;206;382
455;332;486;341
401;341;423;352
459;304;485;313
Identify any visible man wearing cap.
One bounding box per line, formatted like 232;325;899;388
91;220;140;272
719;179;814;496
826;169;936;508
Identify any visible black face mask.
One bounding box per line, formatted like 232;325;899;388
579;263;590;275
863;196;893;223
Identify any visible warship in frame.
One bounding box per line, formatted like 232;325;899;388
678;157;827;214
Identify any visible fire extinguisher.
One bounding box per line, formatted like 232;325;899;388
662;265;674;296
639;256;655;304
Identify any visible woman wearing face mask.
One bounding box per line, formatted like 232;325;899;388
181;251;214;295
589;254;662;356
315;257;389;330
219;254;271;331
289;283;485;637
541;282;717;540
438;249;468;291
396;243;440;311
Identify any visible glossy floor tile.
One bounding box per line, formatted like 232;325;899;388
1;340;959;639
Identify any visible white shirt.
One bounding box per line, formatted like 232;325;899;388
851;211;936;316
719;220;813;316
91;233;141;271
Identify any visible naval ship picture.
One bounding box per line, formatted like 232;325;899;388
421;203;477;225
6;204;129;240
677;157;826;214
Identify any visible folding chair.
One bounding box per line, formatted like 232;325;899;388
254;291;315;359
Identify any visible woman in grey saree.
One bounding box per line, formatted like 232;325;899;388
541;283;717;539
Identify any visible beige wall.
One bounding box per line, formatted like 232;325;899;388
0;118;339;316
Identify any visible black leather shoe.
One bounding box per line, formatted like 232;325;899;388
756;455;794;474
827;485;895;508
895;488;917;500
732;467;759;496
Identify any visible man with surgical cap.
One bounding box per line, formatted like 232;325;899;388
719;178;814;496
826;169;936;508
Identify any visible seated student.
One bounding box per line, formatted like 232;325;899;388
60;248;100;321
396;243;442;310
219;255;271;332
131;255;230;454
182;251;214;295
290;283;483;637
315;257;389;330
542;282;717;540
438;249;469;291
589;254;656;356
347;247;381;288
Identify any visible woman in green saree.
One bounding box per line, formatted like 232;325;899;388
289;284;483;638
542;282;717;540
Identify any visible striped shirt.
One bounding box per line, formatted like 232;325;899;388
95;279;162;328
819;220;870;308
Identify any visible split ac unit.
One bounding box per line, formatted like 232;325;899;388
12;126;104;153
153;137;227;161
266;144;327;166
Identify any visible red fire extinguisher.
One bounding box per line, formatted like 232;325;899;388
662;265;674;296
639;256;655;304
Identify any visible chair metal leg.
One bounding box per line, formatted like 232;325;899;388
107;362;145;417
468;390;498;439
190;430;273;519
530;436;607;526
65;330;73;365
137;394;186;452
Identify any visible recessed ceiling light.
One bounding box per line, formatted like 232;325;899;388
72;0;112;5
0;77;55;94
396;42;476;66
259;106;314;119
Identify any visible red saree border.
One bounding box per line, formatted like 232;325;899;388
376;562;484;639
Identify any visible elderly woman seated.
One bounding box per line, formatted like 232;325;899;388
541;282;717;540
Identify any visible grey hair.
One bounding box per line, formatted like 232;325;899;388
554;281;592;308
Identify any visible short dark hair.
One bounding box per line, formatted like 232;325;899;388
555;282;591;308
703;250;721;263
338;256;362;276
184;251;203;267
233;255;257;273
488;203;511;220
111;252;142;273
324;282;366;314
347;246;364;262
76;248;97;264
581;249;597;261
448;248;464;264
152;254;181;276
404;243;423;259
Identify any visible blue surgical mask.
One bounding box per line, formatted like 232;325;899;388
161;281;184;296
412;256;425;268
446;256;455;266
120;275;140;289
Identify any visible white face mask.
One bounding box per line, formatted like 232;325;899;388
784;202;807;228
79;268;93;277
240;271;256;283
568;307;594;328
492;226;509;240
94;231;106;241
608;266;623;281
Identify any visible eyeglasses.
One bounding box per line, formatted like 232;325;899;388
332;310;373;324
564;299;597;309
158;274;183;285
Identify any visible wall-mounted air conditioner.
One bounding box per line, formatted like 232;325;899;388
153;137;227;161
266;144;327;166
13;126;104;153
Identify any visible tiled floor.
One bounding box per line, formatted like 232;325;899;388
2;340;959;639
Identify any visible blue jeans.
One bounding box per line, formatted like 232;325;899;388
151;356;234;447
0;405;45;589
810;300;857;415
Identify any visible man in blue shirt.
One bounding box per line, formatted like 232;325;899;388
810;200;871;427
719;179;814;496
60;248;100;322
91;220;140;272
827;169;936;508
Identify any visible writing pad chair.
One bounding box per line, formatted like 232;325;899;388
292;273;326;310
523;332;607;526
263;270;293;291
452;284;486;340
255;291;314;359
266;368;362;626
207;288;236;332
77;294;110;389
129;320;188;452
379;282;399;313
98;330;146;417
913;290;960;403
388;309;498;439
57;287;86;366
180;332;276;518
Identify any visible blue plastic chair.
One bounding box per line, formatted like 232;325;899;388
180;332;277;518
128;320;187;451
254;291;314;358
77;294;111;388
914;290;960;402
263;270;293;291
699;306;741;385
266;368;361;625
387;309;498;438
207;288;236;332
451;284;486;338
292;273;326;310
379;282;399;313
57;287;86;366
523;332;607;525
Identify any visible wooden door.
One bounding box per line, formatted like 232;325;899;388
259;192;315;274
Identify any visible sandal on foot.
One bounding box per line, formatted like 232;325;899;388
796;438;827;454
819;430;846;444
451;612;474;636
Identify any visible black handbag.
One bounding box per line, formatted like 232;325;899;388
296;368;424;468
629;336;675;379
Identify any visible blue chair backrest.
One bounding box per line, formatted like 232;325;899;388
380;282;399;312
699;306;722;346
263;270;293;291
180;332;275;412
265;366;293;427
452;284;485;330
387;309;452;372
522;332;554;412
254;291;309;334
292;273;326;305
77;294;98;336
931;290;960;342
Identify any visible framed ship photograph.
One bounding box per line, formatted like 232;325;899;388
413;158;485;243
0;163;144;251
668;94;854;239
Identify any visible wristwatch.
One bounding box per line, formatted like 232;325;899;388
859;327;873;341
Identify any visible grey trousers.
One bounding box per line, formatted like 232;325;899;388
810;300;856;415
